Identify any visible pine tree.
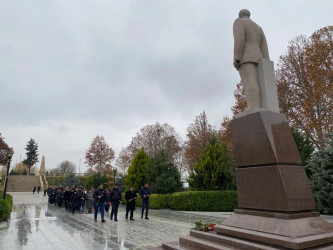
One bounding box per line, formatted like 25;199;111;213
22;138;39;175
146;151;182;194
124;148;150;192
291;127;315;176
291;127;314;165
308;133;333;214
188;137;235;190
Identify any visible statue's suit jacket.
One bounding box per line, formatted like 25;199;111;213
233;17;269;64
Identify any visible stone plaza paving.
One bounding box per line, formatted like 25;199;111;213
1;193;333;250
0;193;233;250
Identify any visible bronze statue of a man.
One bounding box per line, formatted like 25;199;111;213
233;9;269;110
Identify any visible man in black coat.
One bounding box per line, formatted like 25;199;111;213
50;187;57;205
70;189;81;214
108;184;122;221
93;184;107;222
47;187;52;203
139;183;151;219
63;186;72;211
125;186;137;220
56;188;64;207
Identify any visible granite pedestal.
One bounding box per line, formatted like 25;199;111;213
161;111;333;249
215;111;333;249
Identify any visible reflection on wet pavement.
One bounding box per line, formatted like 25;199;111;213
0;193;233;249
2;193;333;250
0;193;137;250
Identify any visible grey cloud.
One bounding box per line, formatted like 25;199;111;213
0;0;332;169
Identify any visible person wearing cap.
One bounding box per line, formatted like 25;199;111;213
125;186;137;220
108;183;122;221
93;184;107;222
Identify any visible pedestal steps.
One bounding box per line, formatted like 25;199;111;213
162;230;282;250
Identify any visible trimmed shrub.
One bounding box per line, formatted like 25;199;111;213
149;194;170;209
168;191;237;211
0;192;13;221
121;190;237;211
46;176;64;186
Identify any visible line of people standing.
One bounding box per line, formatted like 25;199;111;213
46;183;152;221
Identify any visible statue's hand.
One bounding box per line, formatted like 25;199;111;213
233;60;240;70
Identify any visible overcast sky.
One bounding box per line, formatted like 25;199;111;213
1;0;332;171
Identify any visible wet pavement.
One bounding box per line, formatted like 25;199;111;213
2;193;333;250
0;193;231;250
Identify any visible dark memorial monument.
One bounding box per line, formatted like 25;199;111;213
162;9;333;250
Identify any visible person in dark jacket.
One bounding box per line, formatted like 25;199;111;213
63;187;72;211
139;183;151;219
47;187;52;204
104;189;110;213
93;184;107;222
32;186;36;195
70;190;81;214
50;187;57;205
79;189;86;214
37;186;41;193
125;186;137;220
56;188;64;207
108;184;122;221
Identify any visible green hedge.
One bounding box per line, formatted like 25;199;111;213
0;192;13;221
46;176;64;186
121;190;237;211
168;191;237;211
149;194;170;209
46;176;88;187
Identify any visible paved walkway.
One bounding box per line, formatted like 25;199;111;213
0;193;232;250
1;193;333;250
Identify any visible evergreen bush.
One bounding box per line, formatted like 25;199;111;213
125;148;150;192
308;133;333;214
168;191;237;211
0;192;13;221
188;138;236;190
120;190;237;211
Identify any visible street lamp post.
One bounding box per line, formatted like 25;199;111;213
3;152;13;200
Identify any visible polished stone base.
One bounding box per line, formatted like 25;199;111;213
231;111;301;167
162;210;333;249
236;165;315;211
215;210;333;249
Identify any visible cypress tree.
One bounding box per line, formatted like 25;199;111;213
188;137;235;190
125;148;150;192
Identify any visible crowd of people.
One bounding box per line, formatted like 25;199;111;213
43;183;152;222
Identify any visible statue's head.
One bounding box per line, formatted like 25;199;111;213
239;9;251;18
